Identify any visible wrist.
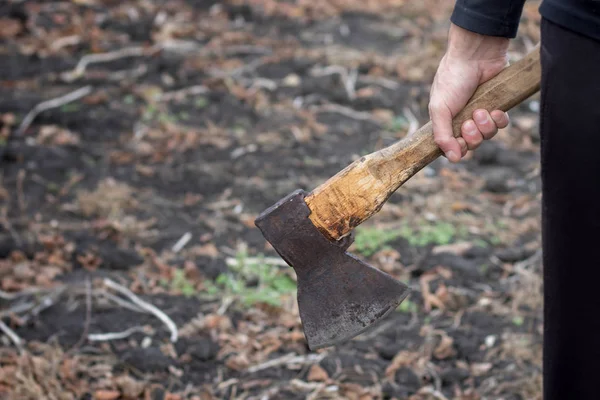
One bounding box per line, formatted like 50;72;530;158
446;23;509;61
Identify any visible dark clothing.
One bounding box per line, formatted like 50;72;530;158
540;18;600;400
451;0;600;40
450;1;600;398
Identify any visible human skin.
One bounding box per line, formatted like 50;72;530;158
429;23;512;162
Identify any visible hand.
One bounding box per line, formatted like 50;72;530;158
429;24;511;162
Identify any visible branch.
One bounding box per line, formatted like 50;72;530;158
248;352;327;373
16;86;93;135
88;326;147;342
0;319;23;353
61;46;157;82
103;278;178;342
311;104;383;127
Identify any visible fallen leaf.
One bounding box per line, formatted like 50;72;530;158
0;18;22;39
471;362;493;376
93;390;120;400
191;243;219;258
307;364;329;382
385;351;420;378
282;74;301;87
433;332;456;359
432;242;473;256
225;353;250;371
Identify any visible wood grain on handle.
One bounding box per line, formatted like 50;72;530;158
305;46;541;241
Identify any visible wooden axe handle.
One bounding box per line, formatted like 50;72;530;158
305;46;541;241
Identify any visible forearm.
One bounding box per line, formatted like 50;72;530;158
451;0;527;38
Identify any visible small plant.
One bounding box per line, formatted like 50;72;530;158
204;246;296;307
170;269;196;297
354;227;401;256
400;222;467;247
389;115;409;132
194;97;209;109
397;298;418;313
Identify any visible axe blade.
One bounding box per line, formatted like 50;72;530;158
255;190;410;350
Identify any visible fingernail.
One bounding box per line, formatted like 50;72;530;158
464;121;477;136
447;150;457;161
474;110;488;125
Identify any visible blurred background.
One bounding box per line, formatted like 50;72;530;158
0;1;543;399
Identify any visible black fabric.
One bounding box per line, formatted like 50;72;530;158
451;0;526;37
540;18;600;400
451;0;600;40
540;0;600;41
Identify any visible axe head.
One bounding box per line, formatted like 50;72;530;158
255;190;410;350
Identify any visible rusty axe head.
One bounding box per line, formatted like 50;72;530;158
255;190;410;350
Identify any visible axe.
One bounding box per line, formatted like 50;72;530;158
255;46;541;350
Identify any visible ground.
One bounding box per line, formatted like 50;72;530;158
0;1;543;399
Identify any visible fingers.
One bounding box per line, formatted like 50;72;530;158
490;110;510;129
461;109;509;151
429;100;462;163
473;109;501;140
461;119;483;150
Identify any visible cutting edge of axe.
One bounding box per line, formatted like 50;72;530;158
255;45;541;350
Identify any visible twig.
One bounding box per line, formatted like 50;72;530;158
0;319;23;352
417;386;449;400
358;75;400;90
158;85;208;102
217;297;234;315
311;104;382;127
225;256;289;268
16;86;92;135
172;232;192;253
88;326;147;342
248;352;327;373
69;278;92;352
403;106;420;136
103;278;178;342
61;46;156;82
0;287;46;300
94;290;146;313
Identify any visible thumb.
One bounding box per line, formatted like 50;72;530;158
429;98;462;162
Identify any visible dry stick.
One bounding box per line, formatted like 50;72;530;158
97;290;147;313
16;86;93;136
0;319;23;352
172;232;192;253
103;278;178;342
69;278;92;352
88;326;147;342
61;46;155;82
311;104;383;127
247;352;327;373
158;85;208;102
403;106;419;136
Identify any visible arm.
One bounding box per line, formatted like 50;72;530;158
430;0;527;162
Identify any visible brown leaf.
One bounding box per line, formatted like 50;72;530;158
433;332;456;359
432;242;473;256
93;390;120;400
37;125;80;146
471;362;492;377
307;364;329;382
191;243;219;258
115;375;145;398
0;18;22;39
225;353;250;371
184;193;203;206
385;351;420;378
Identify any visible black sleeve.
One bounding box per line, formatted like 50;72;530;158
450;0;527;38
